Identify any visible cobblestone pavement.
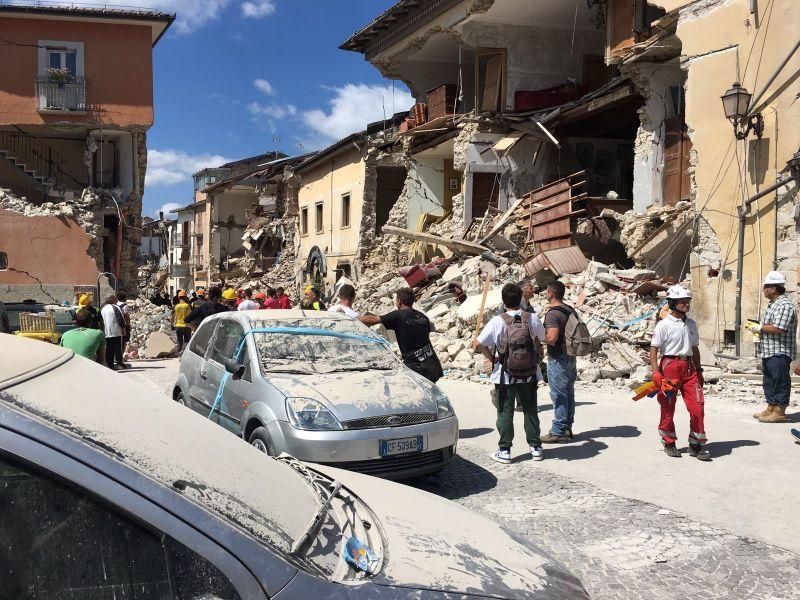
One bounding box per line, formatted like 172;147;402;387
411;444;800;600
123;361;800;599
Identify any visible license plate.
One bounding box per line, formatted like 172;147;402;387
380;435;424;457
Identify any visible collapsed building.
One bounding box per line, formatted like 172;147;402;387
335;0;800;361
0;4;174;302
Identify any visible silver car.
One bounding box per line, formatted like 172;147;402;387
174;309;459;479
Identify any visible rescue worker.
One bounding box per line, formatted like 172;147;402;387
748;271;797;423
300;285;326;311
74;294;103;330
192;288;206;310
275;286;292;309
221;287;238;310
649;285;710;461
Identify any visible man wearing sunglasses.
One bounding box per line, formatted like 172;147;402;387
649;285;710;461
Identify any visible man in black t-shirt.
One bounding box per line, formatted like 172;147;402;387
185;287;231;330
359;287;443;382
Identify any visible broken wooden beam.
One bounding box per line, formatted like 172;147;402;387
381;225;491;256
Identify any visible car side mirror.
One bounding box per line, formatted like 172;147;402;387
219;356;245;380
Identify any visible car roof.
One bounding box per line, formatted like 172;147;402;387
0;334;317;554
237;309;351;320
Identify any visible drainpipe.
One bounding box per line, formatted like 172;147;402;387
734;157;800;354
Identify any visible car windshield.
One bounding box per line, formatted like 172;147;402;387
252;318;397;374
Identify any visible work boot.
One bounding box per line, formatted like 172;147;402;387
753;404;773;419
758;404;788;423
541;432;569;444
663;442;681;458
688;443;712;461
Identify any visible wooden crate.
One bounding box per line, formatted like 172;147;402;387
426;84;457;120
19;312;56;333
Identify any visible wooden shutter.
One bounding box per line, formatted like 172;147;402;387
609;0;635;55
663;117;692;205
481;54;502;112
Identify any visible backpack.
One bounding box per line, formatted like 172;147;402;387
498;313;539;379
549;305;593;357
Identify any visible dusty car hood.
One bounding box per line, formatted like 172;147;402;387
311;466;589;599
266;368;436;422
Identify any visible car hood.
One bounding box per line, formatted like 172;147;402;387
311;465;589;600
266;368;436;422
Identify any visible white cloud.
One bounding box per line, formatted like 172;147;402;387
72;0;275;34
154;202;183;217
241;0;276;18
253;78;276;96
300;83;414;146
146;149;233;186
247;102;297;119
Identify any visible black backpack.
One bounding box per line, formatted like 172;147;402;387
498;313;539;379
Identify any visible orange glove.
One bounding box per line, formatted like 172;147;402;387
653;371;664;389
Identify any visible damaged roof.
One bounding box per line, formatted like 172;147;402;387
292;132;366;174
339;0;461;56
0;2;175;46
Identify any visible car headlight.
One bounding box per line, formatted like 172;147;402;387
431;386;454;419
285;397;343;431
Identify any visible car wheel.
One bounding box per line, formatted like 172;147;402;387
176;390;189;407
248;426;276;456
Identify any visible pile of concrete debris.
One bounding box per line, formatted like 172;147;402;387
0;187;103;238
125;298;177;360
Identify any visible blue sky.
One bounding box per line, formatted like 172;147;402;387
141;0;413;218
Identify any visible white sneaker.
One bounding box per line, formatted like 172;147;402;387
490;448;511;464
530;445;544;461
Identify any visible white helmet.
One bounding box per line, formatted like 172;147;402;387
763;271;786;286
666;285;692;300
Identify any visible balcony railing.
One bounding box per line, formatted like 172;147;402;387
35;76;87;112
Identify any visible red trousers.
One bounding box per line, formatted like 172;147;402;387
657;358;706;445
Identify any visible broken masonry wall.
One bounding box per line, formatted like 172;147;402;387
674;0;800;353
623;62;685;213
358;147;407;267
458;22;605;110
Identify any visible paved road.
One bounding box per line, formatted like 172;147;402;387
120;360;800;599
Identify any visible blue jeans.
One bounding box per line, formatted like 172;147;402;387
547;354;577;436
762;355;791;406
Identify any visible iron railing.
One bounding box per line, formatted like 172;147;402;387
0;129;69;188
35;76;87;112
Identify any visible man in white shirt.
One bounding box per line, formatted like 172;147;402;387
649;285;709;461
100;295;127;370
237;289;259;311
328;284;359;318
474;283;546;464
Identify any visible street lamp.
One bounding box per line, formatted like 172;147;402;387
721;82;764;140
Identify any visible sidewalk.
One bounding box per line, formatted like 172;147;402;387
439;378;800;554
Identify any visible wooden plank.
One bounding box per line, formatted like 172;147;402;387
381;225;490;255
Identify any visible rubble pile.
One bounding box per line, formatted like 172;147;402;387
125;298;174;359
0;187;102;237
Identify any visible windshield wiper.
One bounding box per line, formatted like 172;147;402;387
290;480;342;555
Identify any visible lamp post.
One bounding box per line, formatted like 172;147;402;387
720;82;764;140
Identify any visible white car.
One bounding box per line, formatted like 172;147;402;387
174;310;458;479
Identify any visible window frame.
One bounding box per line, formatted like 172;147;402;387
300;206;309;236
37;40;85;78
340;193;351;229
315;201;324;234
0;423;266;599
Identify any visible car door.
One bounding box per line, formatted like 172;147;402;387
204;317;249;433
183;319;217;416
0;423;266;599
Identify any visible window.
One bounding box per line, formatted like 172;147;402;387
209;320;245;363
341;193;351;228
315;202;324;234
0;252;7;270
300;207;309;236
189;321;215;357
0;454;240;599
38;41;84;77
48;49;77;78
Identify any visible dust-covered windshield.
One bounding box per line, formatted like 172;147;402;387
252;318;398;374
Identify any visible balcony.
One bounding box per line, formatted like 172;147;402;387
35;76;87;112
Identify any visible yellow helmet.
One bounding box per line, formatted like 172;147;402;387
78;294;91;307
221;288;237;301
